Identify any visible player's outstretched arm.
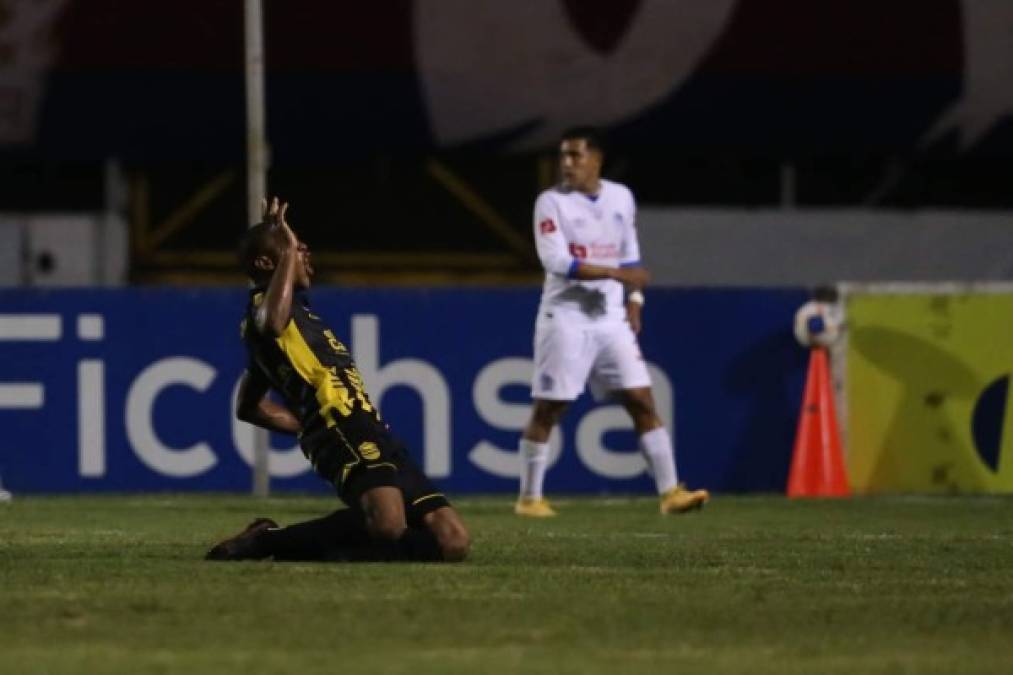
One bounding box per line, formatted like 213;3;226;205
235;370;302;435
255;198;300;337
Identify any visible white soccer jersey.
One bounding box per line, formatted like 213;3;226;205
533;178;640;322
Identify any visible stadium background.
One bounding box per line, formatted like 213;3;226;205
2;0;1013;495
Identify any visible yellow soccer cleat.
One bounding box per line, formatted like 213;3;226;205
514;497;558;518
659;484;710;514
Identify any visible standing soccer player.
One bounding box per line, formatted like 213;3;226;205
515;127;710;517
205;198;470;562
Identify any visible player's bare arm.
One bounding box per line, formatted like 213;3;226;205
572;261;647;332
623;275;646;334
570;261;650;289
625;298;643;334
235;370;302;435
255;198;300;337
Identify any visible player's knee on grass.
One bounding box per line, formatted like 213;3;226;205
426;508;471;563
360;486;408;541
367;519;407;542
438;524;470;563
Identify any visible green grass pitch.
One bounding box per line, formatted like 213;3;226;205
1;494;1012;674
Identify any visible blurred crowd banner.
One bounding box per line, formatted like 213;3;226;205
0;287;806;494
2;1;1009;157
845;286;1013;494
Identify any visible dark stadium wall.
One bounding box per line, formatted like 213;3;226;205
21;0;1011;160
3;1;1012;273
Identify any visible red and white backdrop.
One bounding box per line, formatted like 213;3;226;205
2;0;1011;158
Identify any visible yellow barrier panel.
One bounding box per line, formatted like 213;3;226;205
846;292;1013;494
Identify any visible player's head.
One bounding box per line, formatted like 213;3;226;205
558;126;605;194
238;222;314;289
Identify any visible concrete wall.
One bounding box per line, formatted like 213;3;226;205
0;214;127;287
639;209;1013;286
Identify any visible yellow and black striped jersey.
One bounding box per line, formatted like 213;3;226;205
240;289;384;443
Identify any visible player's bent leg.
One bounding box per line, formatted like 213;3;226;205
524;398;570;442
516;399;569;517
618;387;711;514
359;485;408;541
204;517;279;561
423;506;471;562
617;387;663;434
356;486;445;562
267;509;370;561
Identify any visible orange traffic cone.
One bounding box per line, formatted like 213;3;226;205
787;347;850;497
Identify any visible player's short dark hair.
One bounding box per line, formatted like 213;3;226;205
560;126;606;156
812;284;839;303
238;222;281;279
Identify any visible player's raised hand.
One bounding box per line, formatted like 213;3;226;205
262;196;297;248
260;196;279;223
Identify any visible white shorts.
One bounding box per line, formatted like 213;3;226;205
531;315;652;401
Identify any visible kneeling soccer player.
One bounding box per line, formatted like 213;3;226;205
205;198;469;563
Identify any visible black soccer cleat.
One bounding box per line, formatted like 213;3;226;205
204;517;279;561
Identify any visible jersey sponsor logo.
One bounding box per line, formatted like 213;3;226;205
358;441;381;461
569;243;588;259
590;243;619;258
539;218;556;234
322;329;349;354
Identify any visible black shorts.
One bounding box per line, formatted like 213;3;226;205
300;426;449;526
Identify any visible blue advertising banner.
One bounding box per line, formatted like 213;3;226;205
0;287;807;494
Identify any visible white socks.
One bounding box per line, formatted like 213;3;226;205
640;427;678;494
519;439;551;499
520;428;677;497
